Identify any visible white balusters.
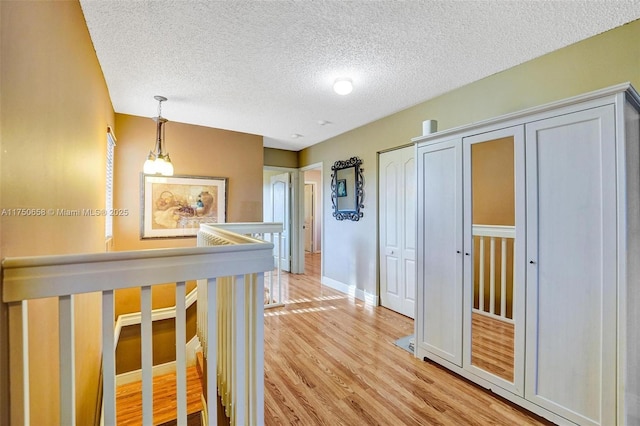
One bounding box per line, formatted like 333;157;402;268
489;237;496;315
500;237;507;318
200;222;285;308
59;295;76;425
479;237;485;312
234;275;246;425
8;301;30;426
140;286;153;425
472;225;515;322
253;273;265;426
206;277;217;425
175;281;187;424
2;226;273;426
102;290;116;426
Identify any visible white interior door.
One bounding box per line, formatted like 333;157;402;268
304;183;314;252
271;172;291;271
379;146;416;318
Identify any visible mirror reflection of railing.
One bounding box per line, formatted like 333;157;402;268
2;227;274;426
472;224;515;323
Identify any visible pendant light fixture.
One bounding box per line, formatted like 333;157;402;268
143;95;174;176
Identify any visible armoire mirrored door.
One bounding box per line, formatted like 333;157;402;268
462;126;525;396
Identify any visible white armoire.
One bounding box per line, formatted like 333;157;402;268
414;83;640;426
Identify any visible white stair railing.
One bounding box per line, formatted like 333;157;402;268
197;223;283;424
472;224;515;323
2;227;273;426
199;222;285;308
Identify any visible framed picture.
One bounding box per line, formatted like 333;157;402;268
337;179;347;197
141;174;227;239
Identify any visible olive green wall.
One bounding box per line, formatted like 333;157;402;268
264;147;299;168
299;19;640;299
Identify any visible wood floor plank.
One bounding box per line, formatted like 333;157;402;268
471;313;515;381
115;365;203;425
264;253;553;425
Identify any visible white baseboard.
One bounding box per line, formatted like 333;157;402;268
115;335;201;386
321;276;378;306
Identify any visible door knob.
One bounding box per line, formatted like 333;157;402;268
456;250;461;254
529;260;536;264
465;253;470;256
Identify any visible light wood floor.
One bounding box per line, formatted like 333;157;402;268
115;366;203;425
471;312;515;382
264;253;552;425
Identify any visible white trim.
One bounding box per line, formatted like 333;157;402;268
2;240;274;302
321;276;378;305
472;224;515;238
115;335;201;386
412;82;637;145
472;308;515;324
203;222;283;235
113;286;198;347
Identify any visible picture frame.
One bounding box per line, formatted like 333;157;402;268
337;179;347;197
141;174;227;239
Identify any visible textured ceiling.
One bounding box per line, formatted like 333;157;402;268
80;1;640;151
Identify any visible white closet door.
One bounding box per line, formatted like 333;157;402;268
379;146;416;318
416;139;463;365
271;172;291;272
525;105;617;426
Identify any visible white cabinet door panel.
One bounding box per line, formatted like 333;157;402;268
525;105;617;426
416;139;463;365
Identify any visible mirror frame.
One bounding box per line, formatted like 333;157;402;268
331;156;364;221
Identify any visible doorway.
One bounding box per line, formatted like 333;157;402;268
302;165;322;275
304;183;315;252
263;165;322;275
263;169;293;272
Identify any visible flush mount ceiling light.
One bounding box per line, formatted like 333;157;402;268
333;78;353;95
143;95;174;176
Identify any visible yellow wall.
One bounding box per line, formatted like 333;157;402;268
1;1;114;424
472;137;515;226
112;113;264;370
113;113;264;251
299;19;640;298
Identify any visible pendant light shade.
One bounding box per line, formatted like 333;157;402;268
143;96;174;176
